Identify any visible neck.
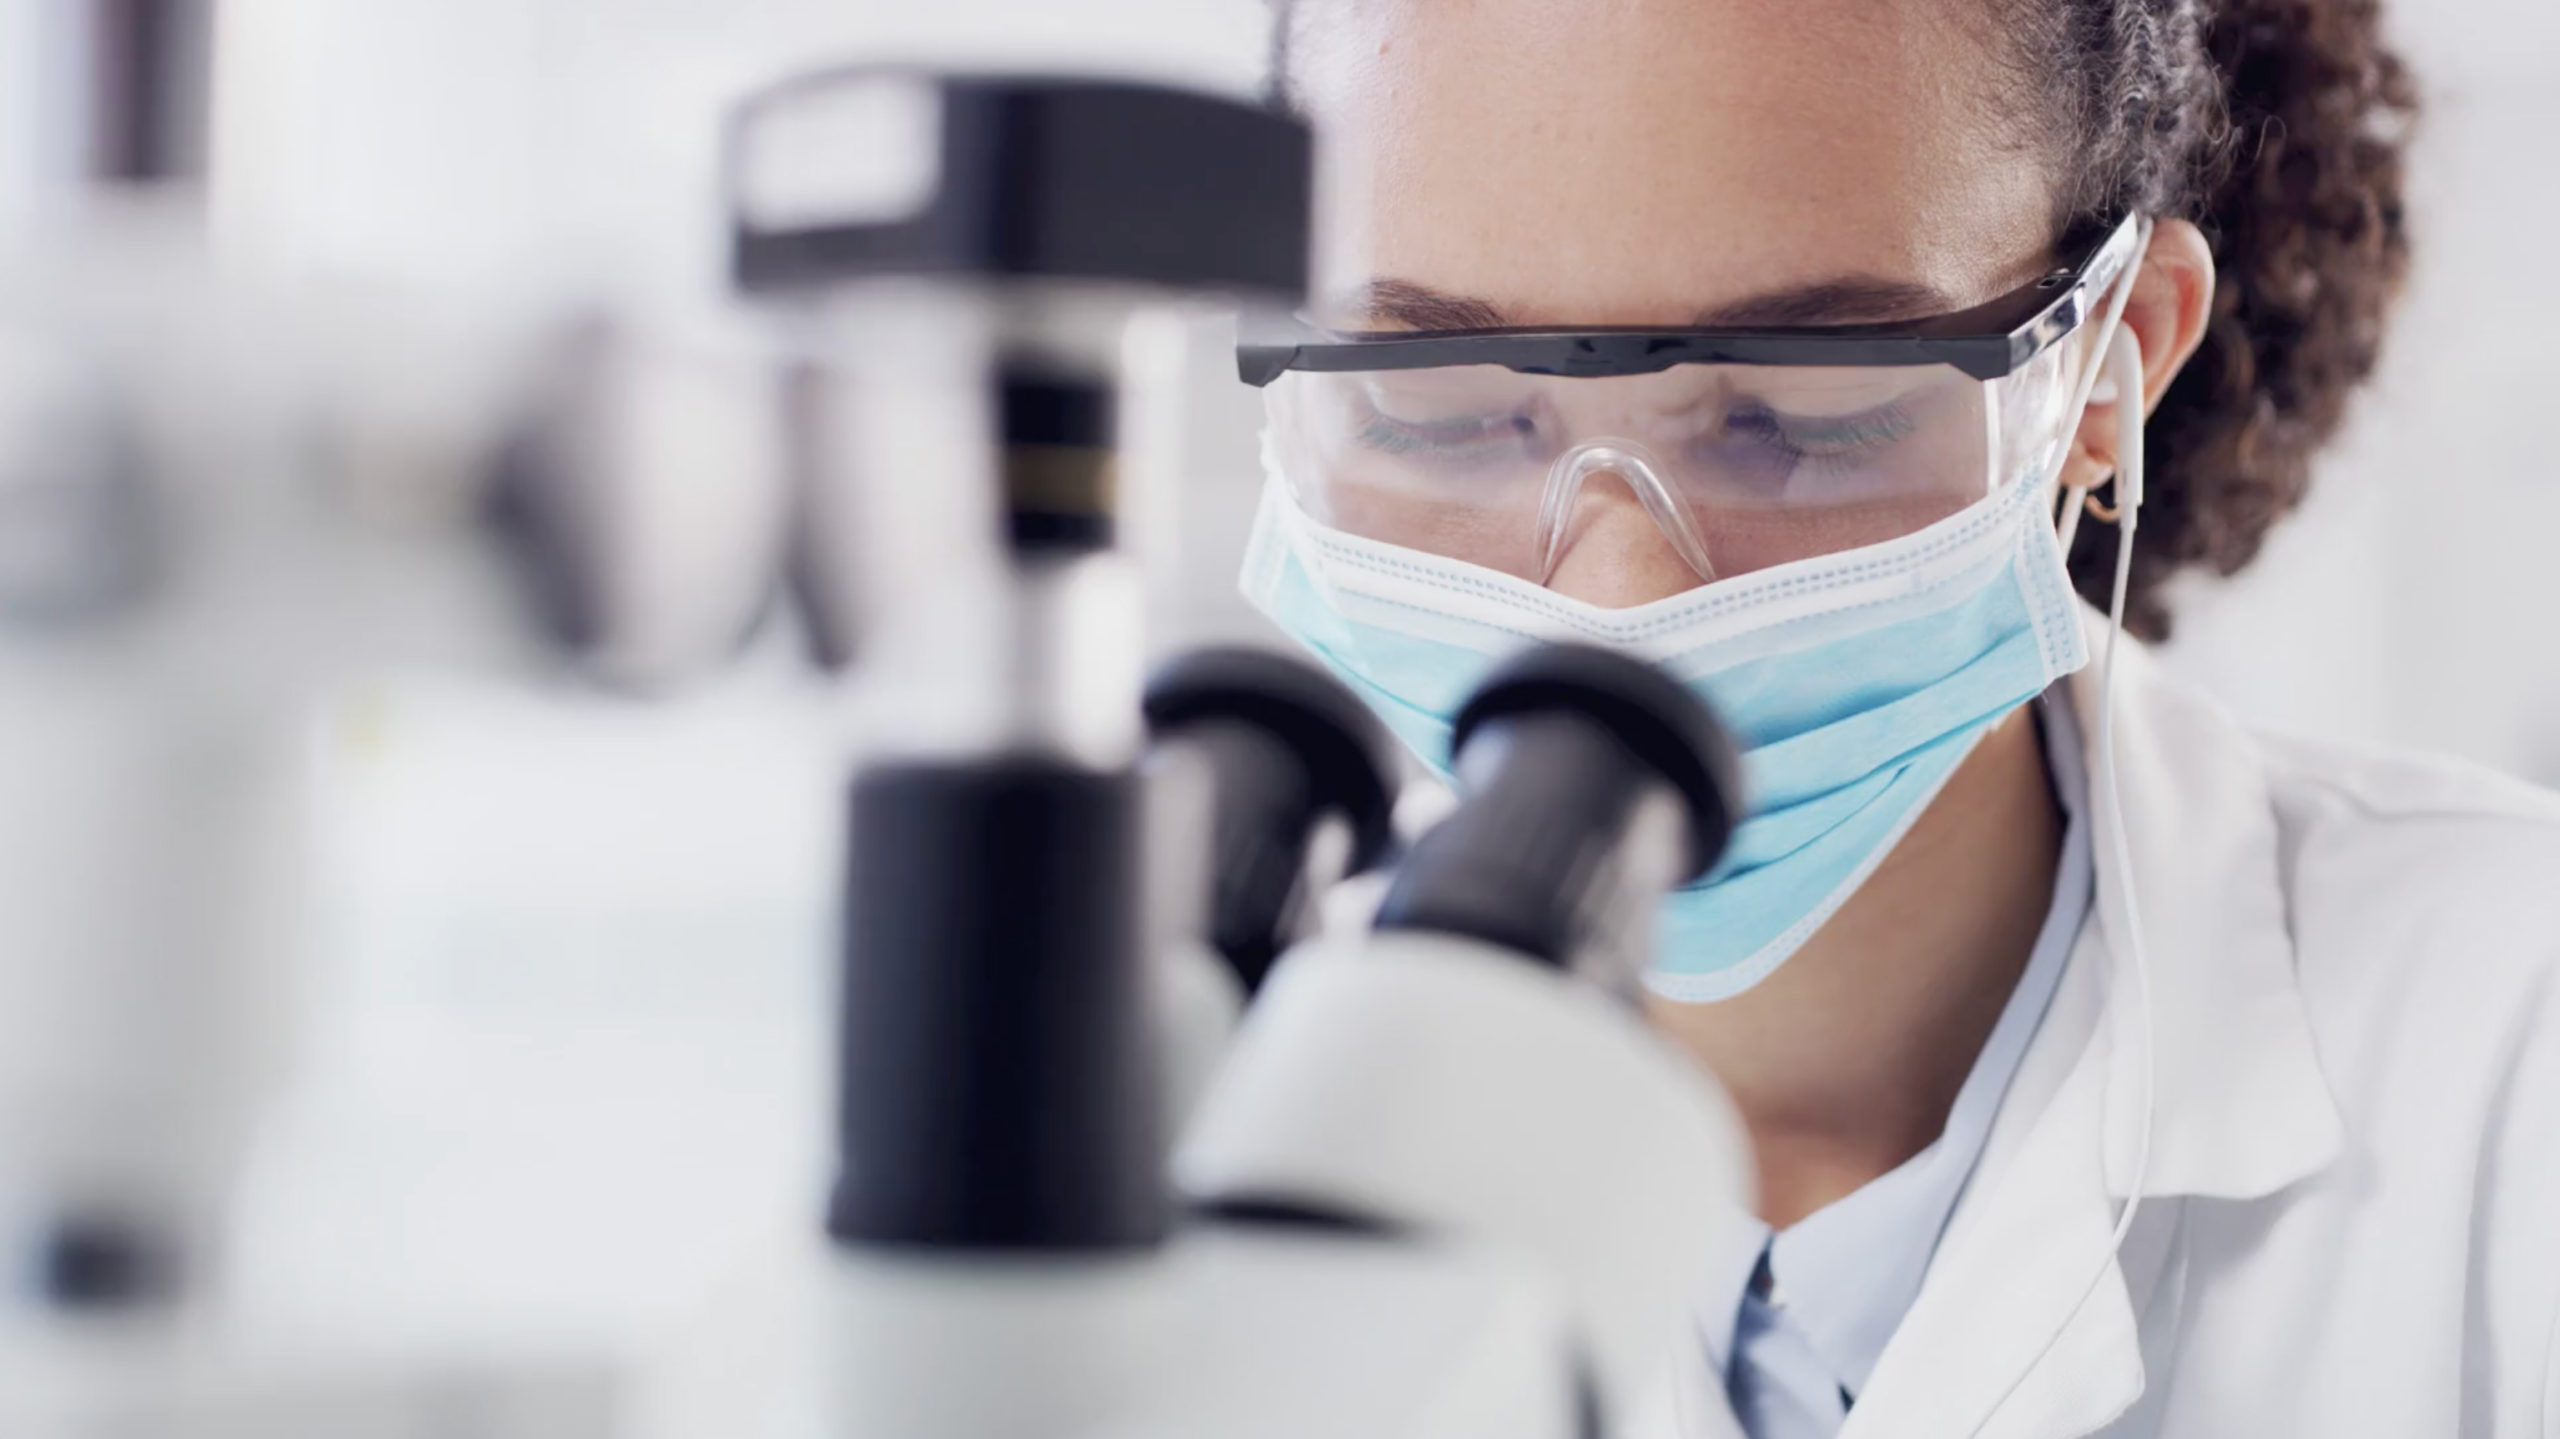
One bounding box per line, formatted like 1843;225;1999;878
1644;703;2063;1229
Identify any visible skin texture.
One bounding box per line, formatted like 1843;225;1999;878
1288;0;2214;1225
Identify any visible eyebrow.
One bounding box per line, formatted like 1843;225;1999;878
1696;278;1962;327
1329;279;1510;331
1326;275;1965;331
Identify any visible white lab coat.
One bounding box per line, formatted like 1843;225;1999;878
1662;607;2560;1439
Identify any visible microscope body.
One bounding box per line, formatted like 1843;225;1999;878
667;1215;1574;1439
6;44;1763;1433
672;651;1752;1439
638;63;1767;1439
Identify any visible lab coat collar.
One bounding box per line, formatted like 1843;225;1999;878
1835;607;2342;1439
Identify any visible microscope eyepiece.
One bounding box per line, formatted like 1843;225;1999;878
1376;644;1743;977
1144;647;1398;871
1450;643;1741;884
1145;647;1399;992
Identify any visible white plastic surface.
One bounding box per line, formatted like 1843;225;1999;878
0;1315;620;1439
1155;938;1243;1135
734;74;944;233
647;1226;1577;1439
1175;930;1755;1420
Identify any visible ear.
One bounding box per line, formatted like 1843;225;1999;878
2056;217;2216;495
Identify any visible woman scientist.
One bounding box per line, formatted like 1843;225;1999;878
1238;0;2560;1434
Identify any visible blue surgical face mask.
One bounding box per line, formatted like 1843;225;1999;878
1238;433;2093;1002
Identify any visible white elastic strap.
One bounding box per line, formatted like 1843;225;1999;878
2054;251;2144;559
1970;319;2157;1437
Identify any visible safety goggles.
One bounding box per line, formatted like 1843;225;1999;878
1240;214;2145;590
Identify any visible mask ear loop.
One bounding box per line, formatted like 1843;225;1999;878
1535;442;1719;587
2054;250;2143;558
1971;318;2157;1438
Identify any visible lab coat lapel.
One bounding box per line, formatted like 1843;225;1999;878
1837;924;2148;1439
1840;611;2340;1438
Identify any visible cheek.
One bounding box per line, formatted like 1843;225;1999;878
1694;497;1976;578
1323;479;1543;580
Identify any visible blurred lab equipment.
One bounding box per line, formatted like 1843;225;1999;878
724;65;1318;1260
654;64;1754;1439
0;2;784;1430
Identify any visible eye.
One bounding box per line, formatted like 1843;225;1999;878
1351;393;1549;464
1725;400;1919;464
1689;394;1923;500
1357;409;1525;454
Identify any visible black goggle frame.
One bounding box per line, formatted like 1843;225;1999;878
1237;213;2147;387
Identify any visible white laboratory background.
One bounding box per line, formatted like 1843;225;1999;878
178;0;2560;1400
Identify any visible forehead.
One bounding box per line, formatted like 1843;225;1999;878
1289;0;2059;327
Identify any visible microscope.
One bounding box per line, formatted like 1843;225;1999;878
679;65;1756;1438
4;24;1757;1430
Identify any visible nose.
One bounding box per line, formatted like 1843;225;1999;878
1544;467;1706;609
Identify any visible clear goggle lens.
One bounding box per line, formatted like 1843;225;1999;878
1265;333;2094;593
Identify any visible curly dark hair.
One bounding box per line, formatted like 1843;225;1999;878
2025;0;2417;636
1268;0;2418;639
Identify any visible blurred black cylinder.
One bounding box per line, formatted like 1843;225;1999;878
829;761;1167;1251
9;0;215;193
85;0;213;184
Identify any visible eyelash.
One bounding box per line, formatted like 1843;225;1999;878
1355;409;1535;458
1720;402;1919;468
1348;395;1922;471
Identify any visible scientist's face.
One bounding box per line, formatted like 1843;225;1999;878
1287;0;2062;608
